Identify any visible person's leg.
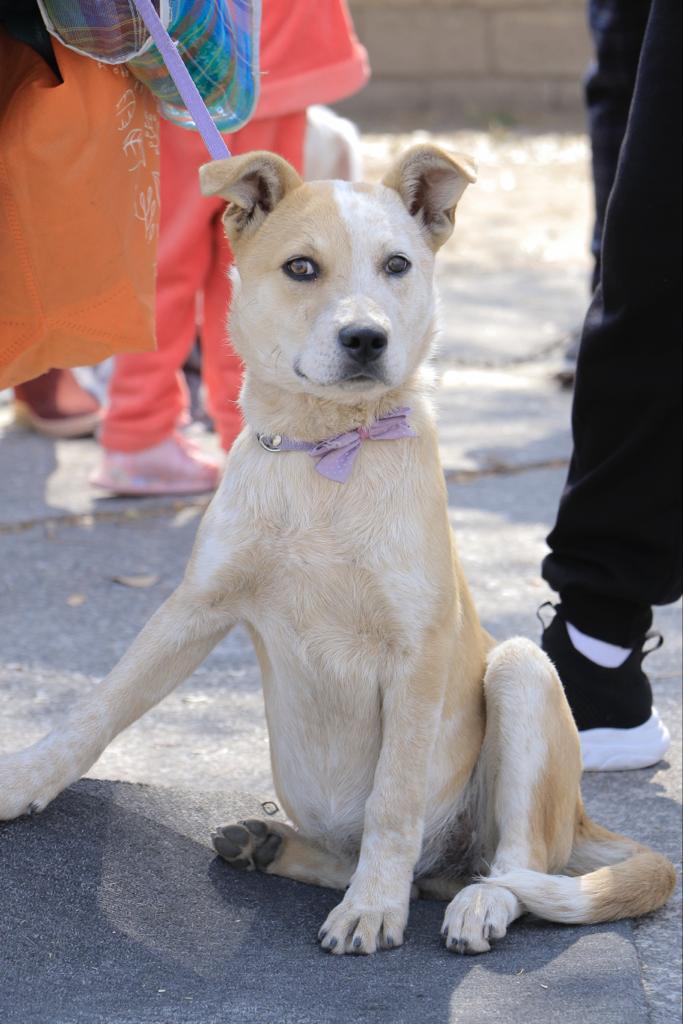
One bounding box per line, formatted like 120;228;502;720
585;0;651;291
13;368;100;438
100;119;210;454
94;119;220;494
201;111;308;451
542;0;682;768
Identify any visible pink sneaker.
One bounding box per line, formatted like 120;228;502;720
90;434;220;496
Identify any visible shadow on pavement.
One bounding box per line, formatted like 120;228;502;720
0;779;648;1024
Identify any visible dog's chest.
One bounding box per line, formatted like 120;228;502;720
248;482;440;682
238;466;445;843
248;544;398;842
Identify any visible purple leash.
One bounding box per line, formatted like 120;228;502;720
131;0;231;160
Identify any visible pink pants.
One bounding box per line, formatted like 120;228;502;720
100;111;307;452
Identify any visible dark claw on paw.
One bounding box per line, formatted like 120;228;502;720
352;936;362;949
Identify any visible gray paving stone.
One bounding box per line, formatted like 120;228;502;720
436;366;572;473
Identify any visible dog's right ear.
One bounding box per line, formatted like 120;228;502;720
199;151;303;246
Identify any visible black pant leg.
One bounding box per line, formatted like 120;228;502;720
585;0;651;291
542;0;682;647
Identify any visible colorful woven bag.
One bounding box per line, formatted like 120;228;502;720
36;0;260;131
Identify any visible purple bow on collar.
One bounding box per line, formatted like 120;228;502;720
256;407;417;483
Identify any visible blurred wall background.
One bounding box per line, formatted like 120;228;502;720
339;0;592;128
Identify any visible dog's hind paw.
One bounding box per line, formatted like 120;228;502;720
212;819;284;872
441;882;520;955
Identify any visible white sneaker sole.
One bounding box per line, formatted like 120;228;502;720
580;708;671;771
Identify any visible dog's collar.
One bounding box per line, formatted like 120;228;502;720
256;407;417;484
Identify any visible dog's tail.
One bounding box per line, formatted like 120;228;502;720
482;814;676;924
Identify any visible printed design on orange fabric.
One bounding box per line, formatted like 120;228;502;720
109;67;161;244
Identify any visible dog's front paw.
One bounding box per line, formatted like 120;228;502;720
0;770;38;821
212;819;284;872
318;896;407;955
0;745;67;821
441;883;519;955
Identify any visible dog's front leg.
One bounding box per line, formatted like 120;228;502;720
0;581;234;821
318;644;447;955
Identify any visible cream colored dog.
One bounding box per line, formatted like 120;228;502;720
0;146;674;956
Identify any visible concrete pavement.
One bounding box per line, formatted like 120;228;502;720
0;130;680;1023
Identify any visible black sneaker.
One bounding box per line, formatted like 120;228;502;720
539;604;670;771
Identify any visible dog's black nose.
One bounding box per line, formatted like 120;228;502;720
338;325;388;364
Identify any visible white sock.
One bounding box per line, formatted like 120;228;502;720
566;622;633;669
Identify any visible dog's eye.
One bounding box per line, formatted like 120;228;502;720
283;257;319;281
385;255;411;276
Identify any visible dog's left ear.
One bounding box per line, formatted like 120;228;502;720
199;151;303;246
382;145;477;251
